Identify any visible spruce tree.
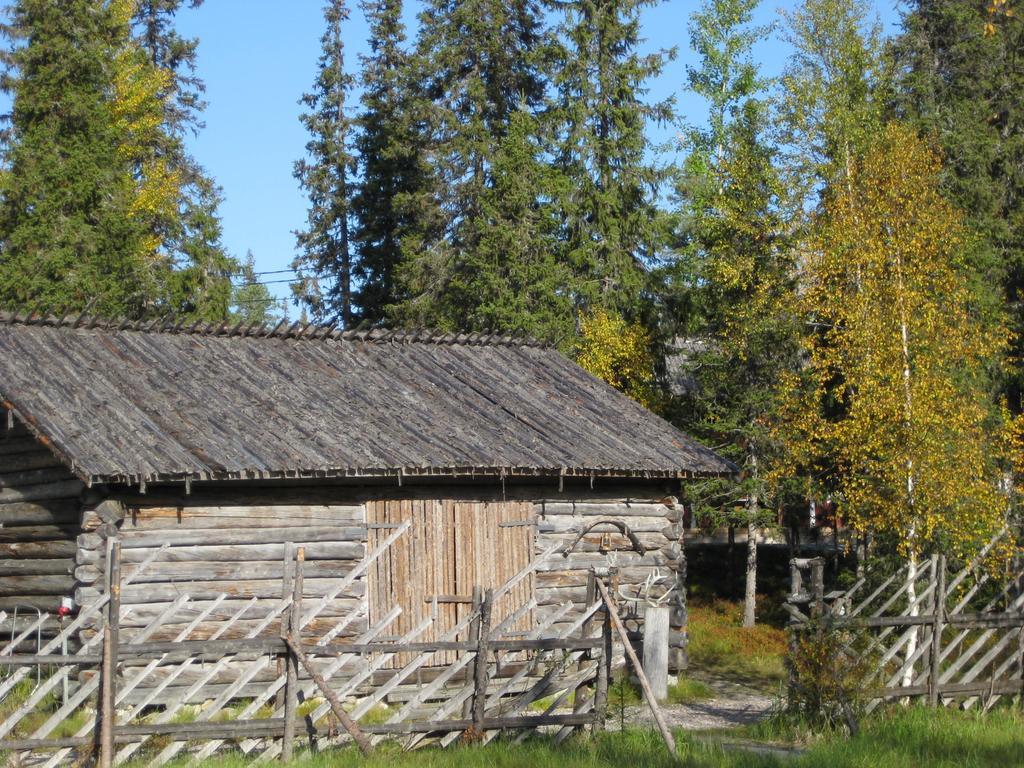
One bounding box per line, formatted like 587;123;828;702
293;0;355;326
674;0;798;626
549;0;674;319
451;109;574;344
349;0;425;323
230;251;278;324
131;0;236;320
0;0;152;316
893;1;1024;409
133;0;205;137
389;0;548;330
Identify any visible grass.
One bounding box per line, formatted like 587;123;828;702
141;704;1023;768
687;600;787;688
666;676;715;705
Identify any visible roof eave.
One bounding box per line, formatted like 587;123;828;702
89;464;736;492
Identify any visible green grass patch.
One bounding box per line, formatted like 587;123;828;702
141;705;1024;767
666;676;715;705
357;704;393;726
687;600;787;688
528;691;575;712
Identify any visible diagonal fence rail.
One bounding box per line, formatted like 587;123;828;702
786;528;1024;711
0;526;650;765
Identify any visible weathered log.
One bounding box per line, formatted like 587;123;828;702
86;597;365;626
75;577;367;604
0;595;63;612
0;574;75;597
0;467;75;489
0;437;45;456
537;566;667;589
121;504;365;530
286;632;374;755
0;540;77;559
0;452;63;473
538;503;677;519
0;479;83;504
537;586;595;604
114;653;358;681
100;559;359;584
111;484;673;508
75;540;365;565
594;578;678;759
84;525;366;550
80;500;126;530
0;558;74;576
82;612;367;643
0;500;79;527
0;614;63;635
533;551;670;572
0;524;81;544
538;531;668;552
537;572;590;588
537;515;673;535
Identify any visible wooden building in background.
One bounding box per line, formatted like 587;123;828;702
0;314;732;672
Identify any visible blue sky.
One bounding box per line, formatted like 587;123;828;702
36;1;907;302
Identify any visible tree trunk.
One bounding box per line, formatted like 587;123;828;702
743;520;757;627
902;550;919;689
727;525;736;597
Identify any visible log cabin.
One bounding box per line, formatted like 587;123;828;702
0;313;732;676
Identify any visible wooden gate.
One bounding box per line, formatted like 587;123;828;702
786;528;1024;710
0;526;614;766
366;500;535;664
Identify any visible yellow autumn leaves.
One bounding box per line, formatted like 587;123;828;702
985;0;1015;36
109;0;181;261
575;308;658;410
778;124;1008;560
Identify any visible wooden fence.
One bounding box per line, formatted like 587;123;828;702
0;524;631;766
786;528;1024;711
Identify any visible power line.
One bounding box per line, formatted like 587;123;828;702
232;278;300;287
250;268;299;277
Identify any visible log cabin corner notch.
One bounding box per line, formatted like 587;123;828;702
0;312;734;673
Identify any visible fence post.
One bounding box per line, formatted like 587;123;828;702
642;605;670;702
471;589;493;739
98;539;121;768
593;598;612;732
573;573;598;723
810;559;825;618
928;554;946;706
789;558;803;602
1017;553;1024;708
462;586;483;720
281;544;302;763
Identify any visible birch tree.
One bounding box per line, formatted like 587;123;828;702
782;123;1006;565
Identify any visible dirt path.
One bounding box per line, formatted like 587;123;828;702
624;670;777;731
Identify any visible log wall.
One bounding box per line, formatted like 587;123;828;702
77;501;368;643
57;482;682;703
532;497;684;649
0;419;84;634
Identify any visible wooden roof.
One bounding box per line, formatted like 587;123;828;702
0;313;733;487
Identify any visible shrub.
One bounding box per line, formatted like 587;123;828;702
786;617;876;734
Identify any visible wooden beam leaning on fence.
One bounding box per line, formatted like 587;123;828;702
594;575;679;762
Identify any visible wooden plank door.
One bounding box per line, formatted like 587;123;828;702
366;499;534;665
